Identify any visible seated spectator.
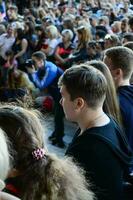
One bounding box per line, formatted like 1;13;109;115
119;18;129;39
24;21;38;59
0;25;15;65
6;4;23;23
62;18;76;43
0;50;17;87
12;28;28;69
54;29;74;70
111;21;121;34
104;34;121;49
41;25;59;61
67;25;92;66
128;16;133;32
35;25;46;51
8;68;36;95
98;16;113;34
0;105;94;200
95;29;106;41
86;41;101;61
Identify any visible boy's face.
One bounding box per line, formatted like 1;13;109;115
60;85;78;122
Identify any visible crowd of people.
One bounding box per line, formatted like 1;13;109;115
0;0;133;199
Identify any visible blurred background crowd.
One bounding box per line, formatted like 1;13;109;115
0;0;132;102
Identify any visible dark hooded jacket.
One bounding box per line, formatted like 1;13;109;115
118;85;133;150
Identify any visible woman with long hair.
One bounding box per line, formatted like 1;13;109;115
67;25;92;66
88;60;122;125
0;105;94;200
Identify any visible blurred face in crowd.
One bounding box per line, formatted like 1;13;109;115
7;26;14;36
32;56;44;69
62;32;70;43
121;20;128;32
104;38;112;49
7;8;17;20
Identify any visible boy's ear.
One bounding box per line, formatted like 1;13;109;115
113;68;123;80
74;97;85;110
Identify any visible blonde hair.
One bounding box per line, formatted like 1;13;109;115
62;29;74;40
0;129;10;181
46;25;58;39
0;105;95;200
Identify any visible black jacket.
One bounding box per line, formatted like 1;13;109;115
66;118;133;200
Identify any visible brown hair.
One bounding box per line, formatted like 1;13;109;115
0;105;94;200
59;64;107;109
104;46;133;79
88;60;122;125
77;26;92;49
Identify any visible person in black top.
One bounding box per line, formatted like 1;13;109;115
58;64;133;200
104;46;133;159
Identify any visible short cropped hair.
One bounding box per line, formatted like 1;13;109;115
104;46;133;79
124;41;133;51
59;64;107;108
123;33;133;42
32;51;46;60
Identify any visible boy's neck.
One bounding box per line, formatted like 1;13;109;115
117;79;130;88
78;108;110;134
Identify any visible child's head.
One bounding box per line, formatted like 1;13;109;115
59;64;107;107
59;64;107;121
0;105;94;200
0;106;44;171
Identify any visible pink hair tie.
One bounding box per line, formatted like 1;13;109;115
32;148;46;160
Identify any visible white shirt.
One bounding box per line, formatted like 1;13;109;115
0;33;15;58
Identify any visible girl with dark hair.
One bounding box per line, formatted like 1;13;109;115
0;105;94;200
24;21;38;58
12;28;28;68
